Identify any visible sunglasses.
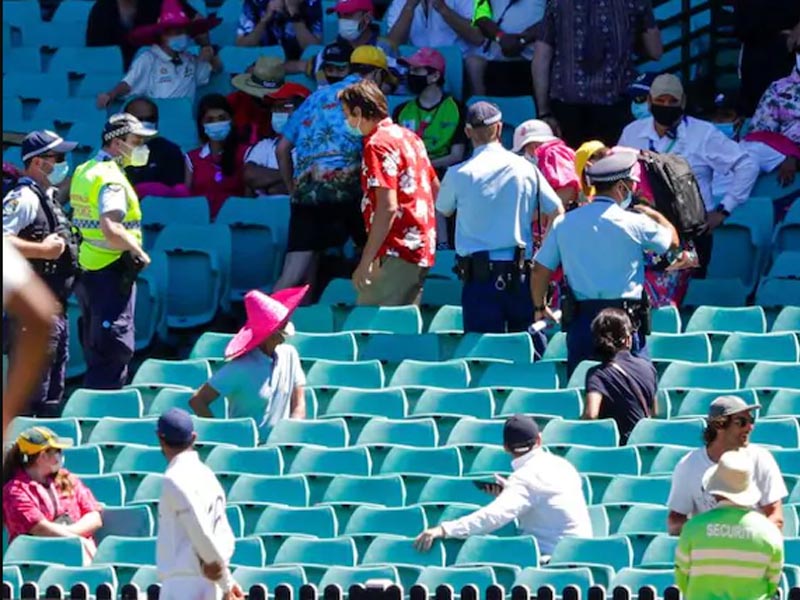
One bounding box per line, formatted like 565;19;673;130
731;415;755;427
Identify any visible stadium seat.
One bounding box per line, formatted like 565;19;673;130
751;418;800;448
82;473;125;507
88;417;159;447
253;505;338;538
650;306;681;334
205;446;284;477
755;277;800;318
468;95;535;127
362;536;445;568
128;566;160;594
566;361;601;389
456;535;540;569
478;362;559;389
266;418;349;447
319;278;357;305
772;306;800;333
685;306;767;334
132;358;211;389
648;332;712;362
5;536;84;567
413;388;495;420
94;536;156;567
322;474;406;507
112;445;168;475
421;279;462;307
542;419;620;448
616;504;669;536
306;360;385;389
37;566;118;596
288;445;371;476
230;536;266;568
293;304;335;333
646;445;692;475
429;249;458;280
564;446;641;476
659;361;739;390
499;389;583;419
358;333;442;363
464;445;512;475
454;333;536;363
674;388;759;417
2;47;41;76
379;446;462;476
148;387;227;419
128;474;164;508
640;535;679;568
549;535;634;573
447;419;505;446
7;416;81;445
2;1;41;29
272;537;358;567
344;505;427;537
289;332;358;361
513;567;593;597
707;198;772;288
541;332;567;361
219;45;286;73
389;360;471;388
4;73;69;101
319;566;400;590
627;419;705;447
2;566;22;597
357;418;439;447
719;332;800;364
232;566;307;594
428;305;463;333
227;474;310;507
141;196;210;250
601;476;671;505
97;506;154;542
342;306;423;334
774;200;800;254
765;389;800;417
191;417;258;447
324;388;408;419
746;362;800;389
611;568;675;597
62;445;104;475
416;475;497;507
415;566;497;593
49;47;124;75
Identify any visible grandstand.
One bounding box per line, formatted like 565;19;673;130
2;0;800;598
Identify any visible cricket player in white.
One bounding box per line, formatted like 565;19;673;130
155;408;244;600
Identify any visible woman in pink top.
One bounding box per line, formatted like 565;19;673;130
2;427;102;564
186;94;248;218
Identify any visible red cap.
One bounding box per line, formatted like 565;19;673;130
326;0;374;15
400;47;446;75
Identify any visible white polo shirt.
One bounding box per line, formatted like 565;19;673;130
2;237;32;307
123;45;212;101
384;0;479;53
440;447;593;556
618;116;760;213
712;140;787;196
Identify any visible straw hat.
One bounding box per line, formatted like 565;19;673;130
702;450;760;507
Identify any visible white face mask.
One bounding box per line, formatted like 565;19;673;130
338;18;363;41
272;112;290;134
122;142;150;167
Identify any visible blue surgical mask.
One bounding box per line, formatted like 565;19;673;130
345;117;363;138
620;184;633;210
630;100;650;120
204;120;231;141
715;122;736;139
139;121;157;131
167;34;189;53
272;112;290;134
525;153;538;166
48;161;70;185
338;18;363;41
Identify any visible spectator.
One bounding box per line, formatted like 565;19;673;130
236;0;322;59
627;72;657;122
574;139;607;201
189;287;308;443
2;427;102;563
316;41;354;86
582;308;658;444
675;451;784;600
96;0;222;107
513;119;580;208
186;94;248;219
339;79;438;305
123;97;191;197
532;0;663;148
414;415;592;559
272;47;389;293
86;0;199;70
667;396;787;535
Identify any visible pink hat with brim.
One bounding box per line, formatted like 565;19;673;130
129;0;222;46
225;286;310;360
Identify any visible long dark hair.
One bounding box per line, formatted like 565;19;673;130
2;443;75;496
196;93;238;178
591;308;633;362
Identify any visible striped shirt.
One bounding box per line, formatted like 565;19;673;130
675;504;784;600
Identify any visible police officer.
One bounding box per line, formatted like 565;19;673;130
531;150;679;376
436;101;564;338
3;130;81;416
70;113;155;389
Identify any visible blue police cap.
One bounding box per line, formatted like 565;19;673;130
21;130;78;162
157;408;195;446
585;150;640;184
467;101;502;127
503;414;540;451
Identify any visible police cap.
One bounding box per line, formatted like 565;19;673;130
584;150;640;184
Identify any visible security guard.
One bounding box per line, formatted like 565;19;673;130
436;101;564;337
70;113;154;389
3;130;81;416
531;151;679;376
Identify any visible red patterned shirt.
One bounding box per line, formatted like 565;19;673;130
361;118;437;267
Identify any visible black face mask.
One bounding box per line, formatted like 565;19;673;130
326;75;345;85
407;74;429;95
650;104;683;128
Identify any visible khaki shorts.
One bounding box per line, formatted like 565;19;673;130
357;256;429;306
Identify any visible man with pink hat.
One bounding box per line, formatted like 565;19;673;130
189;287;309;442
97;0;223;108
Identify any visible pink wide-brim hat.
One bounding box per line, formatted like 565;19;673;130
225;286;310;360
129;0;222;47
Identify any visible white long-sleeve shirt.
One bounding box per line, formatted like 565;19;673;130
440;448;593;556
157;451;236;592
619;116;760;214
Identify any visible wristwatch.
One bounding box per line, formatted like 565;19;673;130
715;206;731;218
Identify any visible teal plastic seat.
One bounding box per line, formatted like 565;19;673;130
765;389;800;417
751;417;800;448
413;388;495;420
359;333;442;363
319;566;400;590
755;278;800;315
542;332;567;361
65;298;87;379
97;506;154;542
132;358;211;389
191;417;258;447
344;505;427;536
272;537;357;567
772;306;800;333
228;474;310;506
112;445;168;474
464;445;512;475
289;332;358;361
610;567;675;596
478;362;558;389
2;48;41;75
454;333;535;363
82;473;125;507
129;565;159;593
659;361;739;390
564;446;641;476
342;306;423;334
35;98;98;128
288;445;371;476
62;445;103;475
647;445;691;475
513;567;593;597
379;446;462;476
447;419;505;446
415;565;497;593
319;278;357;305
189;332;234;360
5;536;84;566
5;73;69;101
322;474;406;507
148;387;227;419
7;416;81;445
650;306;681;334
357;418;439;447
37;565;117;596
627;419;705;447
601;476;671;505
430;249;457;279
232;566;307;594
253;505;337;538
206;446;284;476
428;305;463;333
774;200;800;253
89;417;159;447
94;536;156;567
390;360;470;388
3;566;22;597
549;535;633;573
421;279;462;307
362;536;445;567
542;419;620;448
50;46;124;75
306;360;385;389
230;536;266;568
746;362;800;389
219;45;286;73
267;418;349;447
565;360;601;389
685;306;767;333
648;332;711;362
675;388;758;417
455;535;539;569
719;332;800;363
499;389;583;419
640;535;679;568
141;196;210;249
293;304;335;333
616;504;669;535
416;476;497;506
325;388;408;419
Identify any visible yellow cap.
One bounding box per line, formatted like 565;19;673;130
17;426;73;456
350;45;388;71
574;140;608;197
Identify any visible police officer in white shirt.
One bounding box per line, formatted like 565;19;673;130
155;408;244;600
414;414;593;559
667;396;788;536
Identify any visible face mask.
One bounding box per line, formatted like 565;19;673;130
167;34;190;53
345;115;363;137
325;74;345;85
407;74;430;95
122;143;150;167
47;161;70;185
338;18;363;41
204;120;232;142
714;122;736;139
630;100;650;120
650;104;683;128
525;153;538;166
139;121;157;131
619;184;633;210
272;112;290;134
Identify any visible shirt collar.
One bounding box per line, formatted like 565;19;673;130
473;141;504;155
151;44;180;63
199;143;211;158
95;149;115;162
168;449;200;469
647;116;686;141
511;447;544;470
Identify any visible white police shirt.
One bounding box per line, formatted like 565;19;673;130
440;448;593;556
123;45;212;101
667;445;788;517
157;450;236;591
3;183;56;235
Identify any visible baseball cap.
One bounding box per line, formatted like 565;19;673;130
713;90;740;112
467;101;502;127
157;408;196;446
21;130;78;162
400;48;446;75
584;150;640;183
17;426;73;456
649;73;684;100
350;45;388;71
322;41;352;66
626;72;658;98
326;0;373;15
503;414;540;452
707;395;761;420
512;119;556;152
103;113;158;144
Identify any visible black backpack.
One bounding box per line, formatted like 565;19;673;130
638;150;707;240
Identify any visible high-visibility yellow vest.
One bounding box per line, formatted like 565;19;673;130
70;158;142;271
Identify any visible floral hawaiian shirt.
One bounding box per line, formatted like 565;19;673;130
361;118;437;267
750;68;800;146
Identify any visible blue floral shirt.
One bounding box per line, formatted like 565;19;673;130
237;0;322;59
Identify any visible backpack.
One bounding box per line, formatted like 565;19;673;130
638;150;707;240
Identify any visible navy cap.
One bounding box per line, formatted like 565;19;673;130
503;414;540;451
157;408;195;446
21;130;78;162
467;101;502;127
321;41;352;66
103;113;158;144
626;72;658;98
585;150;640;184
713;90;740;112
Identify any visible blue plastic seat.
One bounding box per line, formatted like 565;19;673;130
719;332;800;363
205;446;284;477
219;46;286;73
37;565;118;596
765;389;800;417
132;358;212;389
306;360;385;389
774;200;800;254
415;566;497;593
358;333;442;363
228;474;309;507
379;446;462;476
34;98;101;129
626;419;705;447
659;361;739;390
192;417;258;447
232;566;307;595
650;306;681;334
447;419;505;446
189;332;234;361
4;73;69;100
421;279;462;307
134;261;166;352
746;362;800;389
342;306;423;334
413;388;495;420
361;536;445;568
478;362;559;390
549;535;633;574
648;332;712;362
771;306;800;333
253;505;337;538
464;445;512;476
94;536;156;567
272;537;358;567
230;536;266;568
140;196;210;250
147;387;227;419
601;476;671;505
89;417;159;447
454;333;535;363
390;360;471;388
429;249;457;280
62;445;104;475
49;46;124;75
97;505;154;542
288;445;371;476
416;476;497;507
267;419;349;447
325;388;408;420
751;417;800;448
499;389;582;419
319;278;357;305
82;473;125;507
542;419;620;448
675;388;759;417
322;474;406;507
685;306;767;334
344;505;427;537
428;305;463;333
112;445;168;475
7;416;82;445
2;47;42;75
289;332;358;361
456;535;540;570
357;418;439;447
293;304;335;333
564;446;641;476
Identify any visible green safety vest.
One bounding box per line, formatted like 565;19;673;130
70;158;142;271
396;97;462;160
